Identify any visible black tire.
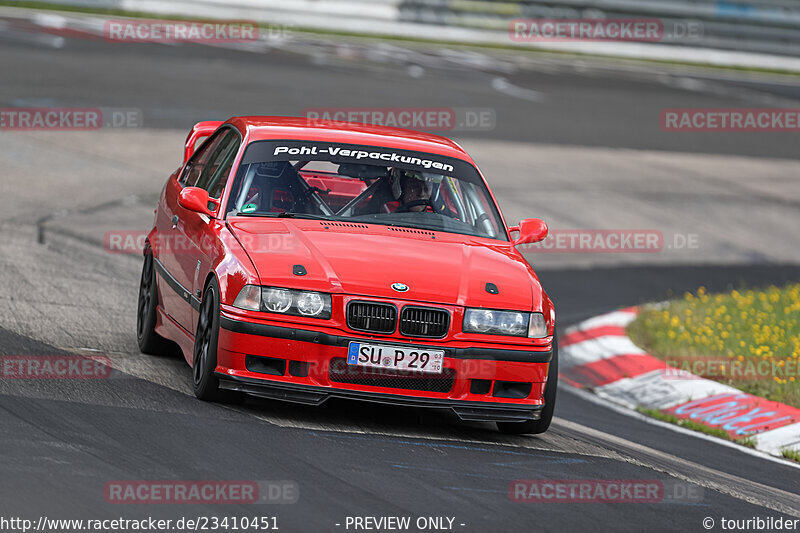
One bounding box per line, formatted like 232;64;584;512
137;247;173;355
192;278;243;403
497;337;558;435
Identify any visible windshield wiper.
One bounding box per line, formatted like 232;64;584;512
273;213;335;220
233;212;334;220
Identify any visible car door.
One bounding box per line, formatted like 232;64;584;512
156;129;230;332
179;128;242;330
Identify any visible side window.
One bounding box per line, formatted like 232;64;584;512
206;153;235;199
195;130;240;199
179;131;227;187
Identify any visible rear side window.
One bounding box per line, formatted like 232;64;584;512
181;131;226;187
194;131;240;199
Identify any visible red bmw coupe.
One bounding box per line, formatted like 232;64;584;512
137;116;556;434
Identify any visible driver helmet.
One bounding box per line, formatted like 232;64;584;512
390;168;444;202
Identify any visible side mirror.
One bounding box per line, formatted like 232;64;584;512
511;218;548;246
178;187;218;217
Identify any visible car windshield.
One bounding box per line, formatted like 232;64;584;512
225;140;507;240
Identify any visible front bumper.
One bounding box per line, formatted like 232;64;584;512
216;314;552;422
217;374;542;422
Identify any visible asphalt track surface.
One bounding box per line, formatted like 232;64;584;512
1;10;800;533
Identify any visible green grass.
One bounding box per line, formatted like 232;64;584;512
782;448;800;463
636;406;757;448
3;1;800;76
628;284;800;408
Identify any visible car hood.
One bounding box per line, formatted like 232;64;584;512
227;219;541;311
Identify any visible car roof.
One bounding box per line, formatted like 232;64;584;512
224;116;476;165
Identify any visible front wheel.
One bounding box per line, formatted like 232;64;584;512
497;337;558;435
192;278;242;403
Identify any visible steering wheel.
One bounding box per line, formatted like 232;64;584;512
396;199;434;213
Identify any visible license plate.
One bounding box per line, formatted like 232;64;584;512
347;342;444;374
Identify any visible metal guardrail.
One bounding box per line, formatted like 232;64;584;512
27;0;402;20
397;0;800;56
12;0;800;60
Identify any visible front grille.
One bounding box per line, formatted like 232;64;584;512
399;306;450;338
329;358;455;393
347;301;397;334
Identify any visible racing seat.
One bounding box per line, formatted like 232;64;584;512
247;161;304;213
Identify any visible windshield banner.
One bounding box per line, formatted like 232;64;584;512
241;140;480;183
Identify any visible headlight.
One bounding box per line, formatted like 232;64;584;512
261;287;331;319
463;309;548;338
464;308;496;333
232;285;332;319
263;288;293;313
296;291;326;316
464;308;528;337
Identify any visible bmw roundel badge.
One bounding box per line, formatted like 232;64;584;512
391;282;409;292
